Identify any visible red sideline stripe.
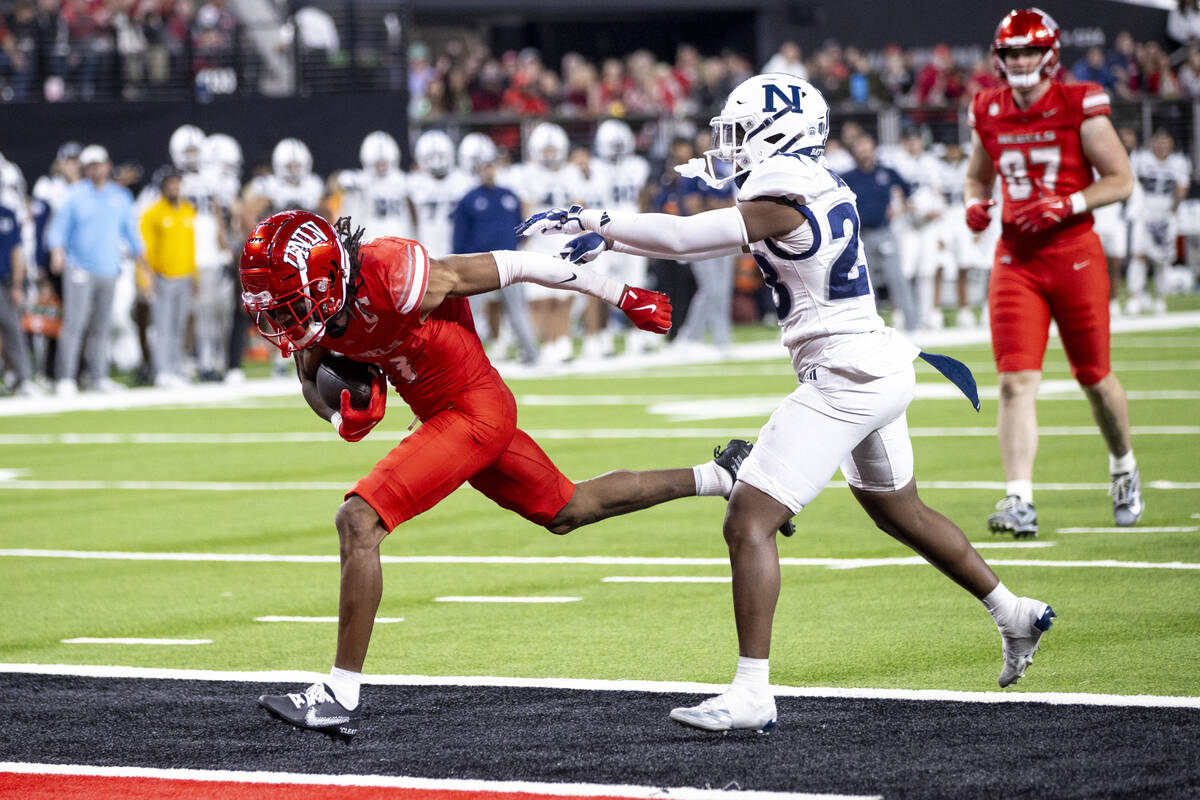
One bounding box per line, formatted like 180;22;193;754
0;773;634;800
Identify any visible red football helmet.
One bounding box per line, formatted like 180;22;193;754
239;210;349;356
992;7;1061;89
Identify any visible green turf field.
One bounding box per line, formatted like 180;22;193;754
1;321;1198;699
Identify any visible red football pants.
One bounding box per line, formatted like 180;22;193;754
988;231;1111;386
350;374;575;531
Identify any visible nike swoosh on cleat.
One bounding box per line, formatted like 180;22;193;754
305;709;350;727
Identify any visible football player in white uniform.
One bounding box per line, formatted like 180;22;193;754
885;128;947;329
511;122;585;362
1127;129;1190;314
407;130;472;258
936;141;995;327
339;131;414;242
250;138;325;214
521;73;1053;732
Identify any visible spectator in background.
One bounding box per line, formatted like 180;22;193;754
916;44;963;106
596;57;630;116
1168;0;1200;54
1073;46;1117;92
845;47;882;105
1140;41;1181;98
693;55;733;114
47;144;146;395
1178;45;1200;96
1;0;36;102
647;136;704;336
468;59;506;112
840;134;917;331
964;56;1003;98
1106;31;1139;100
0;197;37;394
879;44;914;105
139;167;195;387
762;41;807;80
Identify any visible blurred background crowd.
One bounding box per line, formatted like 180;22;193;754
0;0;1198;398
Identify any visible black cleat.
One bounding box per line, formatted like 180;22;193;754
713;439;795;537
258;683;360;741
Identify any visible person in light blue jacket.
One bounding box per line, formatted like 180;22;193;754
46;145;147;394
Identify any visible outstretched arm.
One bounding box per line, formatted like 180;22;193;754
422;251;672;333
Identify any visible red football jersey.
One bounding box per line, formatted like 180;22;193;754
317;236;494;419
970;80;1111;243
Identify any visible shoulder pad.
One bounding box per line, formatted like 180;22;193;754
737;154;834;205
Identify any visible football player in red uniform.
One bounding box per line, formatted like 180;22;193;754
242;210;743;739
964;7;1141;537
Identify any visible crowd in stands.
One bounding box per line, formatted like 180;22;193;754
7;1;1200;108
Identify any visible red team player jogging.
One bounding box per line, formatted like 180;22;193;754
964;7;1143;538
240;210;755;740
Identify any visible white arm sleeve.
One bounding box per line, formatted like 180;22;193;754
611;241;743;261
491;250;625;306
579;206;748;257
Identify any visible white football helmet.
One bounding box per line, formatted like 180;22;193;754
1;160;26;196
203;133;243;178
527;122;568;169
414;130;455;177
458;132;498;173
169;124;206;171
359;131;400;176
272;137;313;183
698;73;830;188
594;119;635;162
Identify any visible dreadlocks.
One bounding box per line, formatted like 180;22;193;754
328;216;367;338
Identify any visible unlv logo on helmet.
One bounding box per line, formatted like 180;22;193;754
283;219;331;273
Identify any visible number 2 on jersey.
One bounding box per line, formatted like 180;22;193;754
826;202;869;300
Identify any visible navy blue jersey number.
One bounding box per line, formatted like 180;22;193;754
826;202;869;300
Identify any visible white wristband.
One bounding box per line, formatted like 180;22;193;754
1069;191;1087;216
330;412;342;434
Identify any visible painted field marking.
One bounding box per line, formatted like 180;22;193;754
969;541;1056;549
434;596;581;604
1055;527;1198;534
1;478;1198;492
2;549;1196;571
254;616;404;623
3;663;1199;708
0;763;873;800
60;637;211;646
602;576;731;583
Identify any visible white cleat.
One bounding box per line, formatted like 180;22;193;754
998;597;1056;688
669;686;777;733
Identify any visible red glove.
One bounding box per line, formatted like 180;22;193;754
965;200;995;233
618;286;672;334
1012;195;1073;234
333;370;388;442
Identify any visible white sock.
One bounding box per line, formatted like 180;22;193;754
693;460;734;498
1109;450;1136;476
327;666;361;710
1006;479;1033;505
981;582;1019;627
730;656;770;692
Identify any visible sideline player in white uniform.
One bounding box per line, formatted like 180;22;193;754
592;119;655;356
1127;129;1190;314
407;130;472;258
251;138;325;214
520;73;1054;732
510;122;585;362
885;128;946;329
936;141;995;327
340;131;414;242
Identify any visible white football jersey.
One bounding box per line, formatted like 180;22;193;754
253;173;324;214
595;155;650;212
738;154;919;378
406;169;472;257
1130;149;1190;219
180;169;227;270
884;149;946;225
339;169;413;240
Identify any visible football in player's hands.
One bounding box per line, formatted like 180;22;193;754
316;356;383;411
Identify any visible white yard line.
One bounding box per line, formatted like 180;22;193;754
0;763;872;800
0;663;1197;708
434;596;581;603
603;576;731;583
254;616;404;623
60;637;211;646
1;548;1195;570
1055;527;1199;534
